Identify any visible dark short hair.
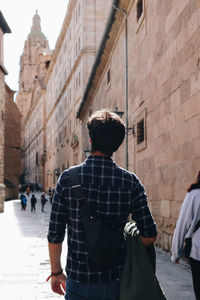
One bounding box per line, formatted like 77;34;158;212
87;110;125;156
187;171;200;192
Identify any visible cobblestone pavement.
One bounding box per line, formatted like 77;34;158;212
0;195;196;300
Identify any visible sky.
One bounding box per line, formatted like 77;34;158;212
1;0;69;92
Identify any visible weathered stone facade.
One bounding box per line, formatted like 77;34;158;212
44;0;111;189
0;11;11;212
16;11;49;124
16;11;52;188
77;0;200;250
4;84;21;200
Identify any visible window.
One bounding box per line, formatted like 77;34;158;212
107;69;111;85
69;89;71;102
78;3;80;17
69;120;72;133
64;126;67;138
135;108;146;152
45;60;50;68
36;152;39;166
78;37;80;51
137;0;143;22
137;119;144;144
78;72;81;86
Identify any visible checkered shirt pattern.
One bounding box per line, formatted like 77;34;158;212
47;156;157;283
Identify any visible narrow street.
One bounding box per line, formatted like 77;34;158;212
0;194;67;300
0;194;196;300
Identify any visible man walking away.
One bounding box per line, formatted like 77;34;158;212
47;110;157;300
31;194;37;212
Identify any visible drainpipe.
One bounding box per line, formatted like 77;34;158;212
113;4;129;170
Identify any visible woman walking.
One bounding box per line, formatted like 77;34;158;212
171;171;200;300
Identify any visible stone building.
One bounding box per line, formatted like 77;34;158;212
16;11;52;188
77;0;200;250
44;0;111;189
0;11;11;212
4;84;21;200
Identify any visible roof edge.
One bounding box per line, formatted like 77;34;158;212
0;11;11;33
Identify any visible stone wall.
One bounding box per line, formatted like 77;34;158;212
78;0;200;250
4;84;21;200
0;71;5;211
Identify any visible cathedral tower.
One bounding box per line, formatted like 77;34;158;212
16;11;50;122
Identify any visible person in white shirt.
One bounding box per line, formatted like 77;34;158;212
171;171;200;300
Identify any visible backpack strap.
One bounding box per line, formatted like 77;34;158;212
68;166;86;201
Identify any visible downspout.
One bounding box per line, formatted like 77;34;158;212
113;4;129;170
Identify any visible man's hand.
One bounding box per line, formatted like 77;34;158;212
50;273;67;295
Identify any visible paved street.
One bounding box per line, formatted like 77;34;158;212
0;194;196;300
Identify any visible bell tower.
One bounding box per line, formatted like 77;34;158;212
16;10;49;122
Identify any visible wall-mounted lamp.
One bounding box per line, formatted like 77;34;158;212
112;107;135;136
84;148;90;158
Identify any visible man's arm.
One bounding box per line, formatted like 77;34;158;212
131;175;158;244
48;242;66;295
48;242;63;273
140;236;156;247
47;173;68;295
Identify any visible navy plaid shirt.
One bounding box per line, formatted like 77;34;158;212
47;156;157;283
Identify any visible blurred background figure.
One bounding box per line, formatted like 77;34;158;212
20;193;27;211
31;194;37;213
26;185;31;196
48;187;53;204
41;192;47;212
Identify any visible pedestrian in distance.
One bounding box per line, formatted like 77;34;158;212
47;110;157;300
31;194;37;212
171;171;200;300
41;192;47;212
20;193;27;211
26;185;31;196
48;187;53;204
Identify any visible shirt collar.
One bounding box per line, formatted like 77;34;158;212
85;155;114;164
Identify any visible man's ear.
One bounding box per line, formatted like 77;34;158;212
89;138;92;143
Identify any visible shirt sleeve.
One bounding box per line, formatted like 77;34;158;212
47;174;68;244
131;176;157;238
171;193;193;262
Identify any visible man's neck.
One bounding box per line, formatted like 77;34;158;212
91;151;110;157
